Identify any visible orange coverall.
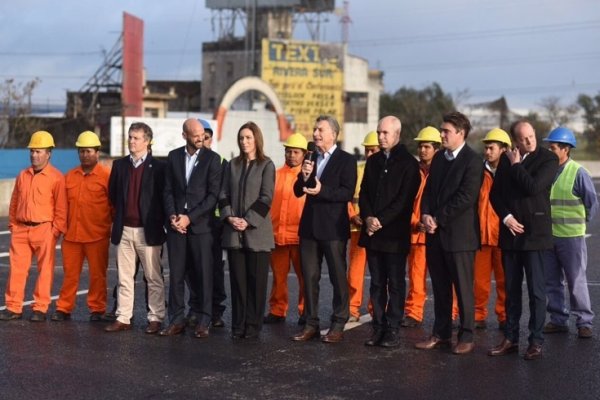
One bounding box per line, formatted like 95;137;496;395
56;163;112;314
6;163;67;313
473;167;506;324
267;164;306;318
405;165;458;322
347;161;367;319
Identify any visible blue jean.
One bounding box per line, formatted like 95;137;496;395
544;236;594;328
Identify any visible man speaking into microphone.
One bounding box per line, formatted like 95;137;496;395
291;115;357;343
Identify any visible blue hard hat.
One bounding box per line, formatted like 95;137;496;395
543;126;576;148
197;119;213;135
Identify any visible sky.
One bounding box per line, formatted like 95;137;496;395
1;0;599;112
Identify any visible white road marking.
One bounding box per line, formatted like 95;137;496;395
0;231;9;235
0;289;88;311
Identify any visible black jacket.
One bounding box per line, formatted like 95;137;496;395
108;154;166;246
163;146;222;235
490;147;559;250
294;146;356;241
358;143;420;254
421;144;483;252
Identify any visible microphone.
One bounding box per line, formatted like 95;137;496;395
304;142;318;188
305;141;318;162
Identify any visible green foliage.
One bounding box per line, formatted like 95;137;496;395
577;93;600;151
379;83;455;153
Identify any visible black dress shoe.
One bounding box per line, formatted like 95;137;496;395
89;312;104;322
29;311;46;322
524;344;543;360
292;327;320;341
158;323;185;336
263;313;286;324
488;338;518;356
211;316;225;328
0;310;22;321
51;311;71;321
100;312;117;322
364;330;385;347
452;341;475;355
400;316;422;328
379;330;400;348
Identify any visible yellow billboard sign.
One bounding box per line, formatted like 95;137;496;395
261;39;344;137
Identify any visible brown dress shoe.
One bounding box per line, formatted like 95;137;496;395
291;327;320;341
145;321;162;334
158;323;185;336
452;341;475;355
488;338;518;356
415;336;452;350
104;321;132;332
321;330;344;343
524;344;543;360
194;325;210;338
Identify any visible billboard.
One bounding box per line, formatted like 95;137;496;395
206;0;334;11
122;12;144;117
261;39;344;137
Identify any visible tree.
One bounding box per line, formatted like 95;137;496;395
380;82;455;152
0;78;42;147
577;93;600;150
538;96;579;128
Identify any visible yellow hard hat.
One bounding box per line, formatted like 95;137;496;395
482;128;512;147
27;130;55;149
75;130;101;147
361;131;379;147
414;126;442;143
283;133;308;150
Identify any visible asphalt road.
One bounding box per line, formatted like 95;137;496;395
0;181;599;399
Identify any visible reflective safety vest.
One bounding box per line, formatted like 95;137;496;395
550;159;586;237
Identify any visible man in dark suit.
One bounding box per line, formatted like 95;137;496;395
359;116;420;348
161;118;222;338
291;115;357;343
415;111;483;355
105;122;167;333
488;120;559;360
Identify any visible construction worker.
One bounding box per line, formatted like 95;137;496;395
474;128;510;330
347;131;379;322
542;127;598;338
0;131;67;322
403;127;441;327
264;133;307;324
51;131;112;322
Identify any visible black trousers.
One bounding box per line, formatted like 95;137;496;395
167;230;213;326
502;250;546;345
367;249;407;331
426;235;475;342
186;220;226;318
300;238;349;331
228;249;270;336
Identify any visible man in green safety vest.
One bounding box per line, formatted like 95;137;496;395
542;127;598;339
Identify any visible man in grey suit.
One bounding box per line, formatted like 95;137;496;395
160;118;222;338
415;111;483;355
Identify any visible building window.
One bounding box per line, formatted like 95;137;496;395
345;92;368;123
226;62;234;79
144;107;159;118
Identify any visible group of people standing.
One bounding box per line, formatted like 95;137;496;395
1;111;597;362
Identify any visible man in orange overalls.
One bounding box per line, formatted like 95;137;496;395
347;131;379;322
403;127;441;327
0;131;67;322
264;133;307;324
51;131;112;322
473;128;510;330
